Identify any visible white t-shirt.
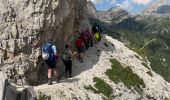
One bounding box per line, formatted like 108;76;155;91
52;45;57;54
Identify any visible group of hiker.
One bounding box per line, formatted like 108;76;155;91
40;23;102;85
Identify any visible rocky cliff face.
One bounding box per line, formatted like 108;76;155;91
86;1;98;19
0;0;87;85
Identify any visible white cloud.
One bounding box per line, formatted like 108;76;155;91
131;0;153;5
116;0;133;10
88;0;116;4
110;0;117;4
88;0;155;6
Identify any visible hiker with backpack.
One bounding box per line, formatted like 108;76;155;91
62;44;76;78
93;32;100;44
92;23;101;43
75;37;83;63
96;24;102;41
85;28;93;49
42;39;59;85
92;23;98;34
81;30;89;51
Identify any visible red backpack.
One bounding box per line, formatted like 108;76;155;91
76;38;82;48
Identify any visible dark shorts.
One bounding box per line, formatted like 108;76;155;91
45;55;57;69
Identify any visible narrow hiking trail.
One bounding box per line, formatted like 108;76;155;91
34;35;170;99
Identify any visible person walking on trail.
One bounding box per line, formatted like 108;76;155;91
85;28;92;49
92;23;101;43
92;23;98;34
93;32;100;44
75;37;83;63
62;44;76;78
80;31;86;43
42;39;59;85
80;31;88;50
96;24;102;41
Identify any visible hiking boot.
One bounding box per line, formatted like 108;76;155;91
69;74;72;78
79;57;83;63
65;73;68;78
48;79;53;85
56;77;60;83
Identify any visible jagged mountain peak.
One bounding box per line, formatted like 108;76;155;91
86;0;98;18
143;0;170;14
106;6;125;12
155;4;170;14
86;1;129;23
87;0;96;10
97;6;129;23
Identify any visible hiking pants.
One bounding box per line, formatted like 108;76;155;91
86;39;90;50
64;60;72;75
90;37;93;47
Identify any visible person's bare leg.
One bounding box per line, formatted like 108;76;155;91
54;66;59;83
48;68;52;85
48;68;52;79
54;67;58;78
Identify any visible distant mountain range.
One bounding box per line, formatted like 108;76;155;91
155;5;170;14
98;6;129;23
86;1;129;23
87;0;170;22
142;0;170;14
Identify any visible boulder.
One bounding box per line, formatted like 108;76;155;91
21;87;37;100
0;72;7;100
4;86;21;100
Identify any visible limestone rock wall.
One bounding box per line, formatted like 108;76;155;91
86;1;98;19
0;0;87;85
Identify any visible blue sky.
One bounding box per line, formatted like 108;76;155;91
88;0;170;13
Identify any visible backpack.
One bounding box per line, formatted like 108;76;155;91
94;32;100;39
76;38;82;48
42;42;53;60
62;48;71;61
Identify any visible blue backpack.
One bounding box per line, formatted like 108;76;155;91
42;42;54;60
